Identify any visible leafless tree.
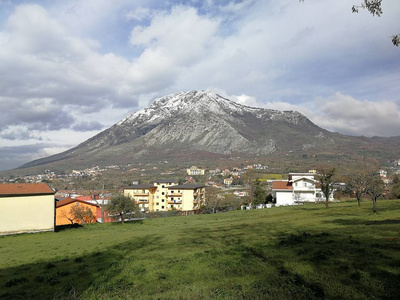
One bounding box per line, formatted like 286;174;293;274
69;205;96;224
316;167;336;208
365;173;384;213
346;171;368;206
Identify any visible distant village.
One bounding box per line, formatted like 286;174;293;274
1;158;400;235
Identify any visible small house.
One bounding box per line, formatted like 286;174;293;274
0;183;55;235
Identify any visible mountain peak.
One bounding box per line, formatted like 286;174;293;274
18;90;333;171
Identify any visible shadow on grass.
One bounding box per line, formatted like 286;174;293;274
0;234;161;299
273;231;400;299
328;218;400;226
55;224;83;232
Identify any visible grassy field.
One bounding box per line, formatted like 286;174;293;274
1;200;399;299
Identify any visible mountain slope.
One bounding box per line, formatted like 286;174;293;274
17;90;400;172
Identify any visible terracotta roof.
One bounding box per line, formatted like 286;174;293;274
272;181;293;190
0;183;54;196
168;184;205;189
56;198;99;208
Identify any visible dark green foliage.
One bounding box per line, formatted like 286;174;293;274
106;193;138;223
253;178;267;205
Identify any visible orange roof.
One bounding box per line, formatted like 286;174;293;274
56;198;99;208
0;183;54;196
272;181;293;190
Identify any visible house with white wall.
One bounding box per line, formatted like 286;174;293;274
272;173;334;206
0;183;55;235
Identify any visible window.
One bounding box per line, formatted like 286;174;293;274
156;196;159;199
162;199;165;202
161;206;164;209
162;192;165;195
162;185;165;188
171;197;174;200
171;205;173;208
171;190;174;193
156;202;159;206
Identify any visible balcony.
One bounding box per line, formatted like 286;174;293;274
136;200;149;204
169;193;182;197
168;200;182;204
134;193;149;197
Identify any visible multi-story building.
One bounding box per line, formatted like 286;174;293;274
123;184;157;213
166;184;206;211
186;166;205;176
153;179;179;212
124;180;205;212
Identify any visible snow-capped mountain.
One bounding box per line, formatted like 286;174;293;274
75;90;322;156
17;90;400;172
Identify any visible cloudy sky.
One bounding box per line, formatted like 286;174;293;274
0;0;399;171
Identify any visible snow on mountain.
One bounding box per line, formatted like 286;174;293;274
118;90;306;127
18;90;339;171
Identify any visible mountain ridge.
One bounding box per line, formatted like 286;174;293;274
14;90;400;173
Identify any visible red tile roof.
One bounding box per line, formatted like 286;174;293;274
0;183;54;196
56;198;99;208
272;181;293;190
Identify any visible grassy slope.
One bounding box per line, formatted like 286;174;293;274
0;200;399;299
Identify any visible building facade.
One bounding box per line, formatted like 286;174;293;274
0;183;55;235
272;173;334;206
124;180;205;212
56;198;98;225
186;166;205;176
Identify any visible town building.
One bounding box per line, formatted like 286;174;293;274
56;198;98;225
186;166;205;176
123;180;205;213
166;184;205;211
0;183;55;235
123;184;158;213
224;177;233;186
272;173;334;206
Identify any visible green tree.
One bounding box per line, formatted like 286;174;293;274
317;167;336;209
366;173;384;213
106;194;138;223
253;178;267;205
391;174;400;199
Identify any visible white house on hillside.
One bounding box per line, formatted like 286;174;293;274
272;173;334;206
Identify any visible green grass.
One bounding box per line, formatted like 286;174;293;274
1;200;399;299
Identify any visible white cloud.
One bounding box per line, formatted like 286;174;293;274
312;93;400;137
130;6;220;66
125;7;152;21
0;1;400;171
